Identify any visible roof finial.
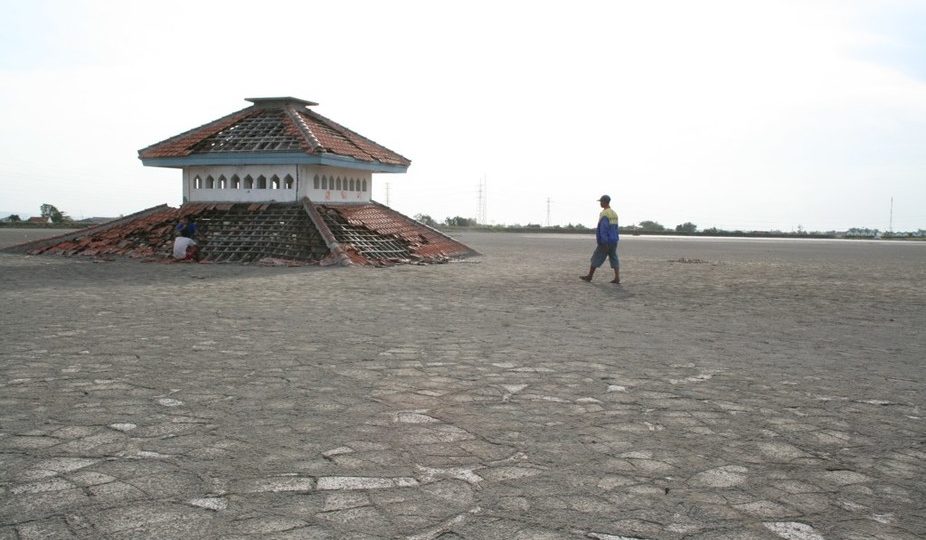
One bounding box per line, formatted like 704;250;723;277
246;97;319;109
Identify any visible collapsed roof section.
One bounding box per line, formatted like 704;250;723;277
138;97;411;173
3;200;476;266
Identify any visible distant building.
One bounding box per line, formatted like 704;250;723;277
27;216;51;224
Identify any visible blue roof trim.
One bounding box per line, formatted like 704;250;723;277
140;152;409;173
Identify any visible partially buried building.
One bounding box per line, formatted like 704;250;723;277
7;97;475;265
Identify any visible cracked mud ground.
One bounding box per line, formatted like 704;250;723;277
1;231;923;539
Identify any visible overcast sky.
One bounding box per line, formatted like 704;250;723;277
1;0;924;231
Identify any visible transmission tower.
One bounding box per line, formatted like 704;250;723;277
476;181;483;224
386;182;391;206
475;175;487;224
546;197;552;227
890;196;893;233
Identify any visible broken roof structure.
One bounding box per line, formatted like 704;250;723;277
140;97;410;170
6;97;476;265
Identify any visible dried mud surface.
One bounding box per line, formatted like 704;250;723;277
1;231;924;539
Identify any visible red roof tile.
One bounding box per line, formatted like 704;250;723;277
299;110;410;166
138;108;258;159
324;202;476;260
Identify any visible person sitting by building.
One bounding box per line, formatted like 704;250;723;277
172;215;200;261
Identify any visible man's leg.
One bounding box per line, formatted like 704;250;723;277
582;246;605;281
609;244;620;284
580;266;596;282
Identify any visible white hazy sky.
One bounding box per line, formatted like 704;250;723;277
1;0;924;231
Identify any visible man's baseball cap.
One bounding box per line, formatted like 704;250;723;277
598;195;611;203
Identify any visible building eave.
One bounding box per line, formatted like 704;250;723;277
140;152;410;173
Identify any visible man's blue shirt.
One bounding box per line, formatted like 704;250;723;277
176;222;198;238
596;208;619;244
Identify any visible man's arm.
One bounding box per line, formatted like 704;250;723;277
596;216;608;244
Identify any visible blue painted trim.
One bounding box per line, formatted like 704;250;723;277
141;152;409;173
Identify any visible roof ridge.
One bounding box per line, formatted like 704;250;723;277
137;105;259;158
283;105;323;153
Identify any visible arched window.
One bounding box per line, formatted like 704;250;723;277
362;179;368;192
284;174;294;189
231;174;241;189
336;177;342;190
257;175;267;189
193;175;202;189
218;175;227;189
349;178;355;191
244;175;254;189
206;175;215;189
322;176;328;189
313;174;320;189
270;175;280;189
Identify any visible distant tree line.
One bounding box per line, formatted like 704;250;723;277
416;214;925;240
416;214;591;231
624;221;696;233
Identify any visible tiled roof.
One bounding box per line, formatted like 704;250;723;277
138;98;410;167
137;108;257;159
324;202;477;260
299;111;410;166
4;201;476;266
5;205;190;259
190;110;307;153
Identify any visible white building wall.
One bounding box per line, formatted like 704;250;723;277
181;165;374;204
184;165;299;203
298;165;372;204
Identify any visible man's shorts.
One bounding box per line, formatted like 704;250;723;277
590;243;619;269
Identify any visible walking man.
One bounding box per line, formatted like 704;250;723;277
580;195;620;284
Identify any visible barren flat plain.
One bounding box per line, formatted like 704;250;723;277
1;230;923;539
